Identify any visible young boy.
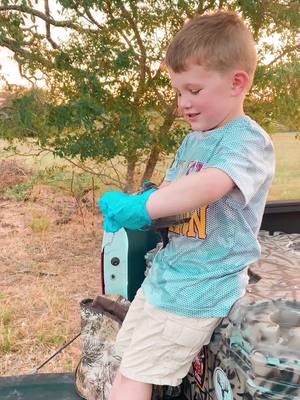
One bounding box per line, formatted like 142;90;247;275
99;11;275;400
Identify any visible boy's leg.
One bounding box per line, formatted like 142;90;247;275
109;289;152;400
108;371;122;399
109;371;152;400
113;288;221;398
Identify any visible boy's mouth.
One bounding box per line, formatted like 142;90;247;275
186;113;200;119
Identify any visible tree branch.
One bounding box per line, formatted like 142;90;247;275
2;37;55;72
2;38;33;56
117;1;147;102
38;147;124;188
108;159;125;188
0;5;94;32
103;2;141;67
144;65;170;109
265;44;300;69
82;6;104;29
44;0;59;49
14;54;35;87
141;98;177;184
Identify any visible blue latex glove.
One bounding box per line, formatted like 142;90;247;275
98;189;156;233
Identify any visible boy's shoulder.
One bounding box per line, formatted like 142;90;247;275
217;116;273;148
239;116;272;143
185;116;271;144
178;116;274;161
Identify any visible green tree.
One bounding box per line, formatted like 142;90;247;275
0;0;299;190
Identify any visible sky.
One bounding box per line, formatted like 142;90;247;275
0;47;31;87
0;41;278;89
0;3;280;89
0;1;70;88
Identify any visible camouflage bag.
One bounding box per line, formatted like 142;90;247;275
75;295;130;400
75;295;184;400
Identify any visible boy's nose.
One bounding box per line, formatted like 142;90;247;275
178;95;192;110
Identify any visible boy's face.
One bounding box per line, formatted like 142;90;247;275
168;63;239;132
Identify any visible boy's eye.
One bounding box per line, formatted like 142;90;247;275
190;89;201;95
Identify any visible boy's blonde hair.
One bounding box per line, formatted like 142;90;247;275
165;11;257;84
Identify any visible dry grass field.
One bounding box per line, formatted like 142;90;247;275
0;131;299;377
268;132;300;201
0;160;103;376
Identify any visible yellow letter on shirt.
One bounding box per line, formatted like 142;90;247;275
169;206;208;239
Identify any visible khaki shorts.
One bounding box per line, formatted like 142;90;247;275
116;289;221;386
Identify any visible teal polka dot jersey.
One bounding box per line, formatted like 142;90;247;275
142;116;275;317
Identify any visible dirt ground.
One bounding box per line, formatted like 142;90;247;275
0;162;103;376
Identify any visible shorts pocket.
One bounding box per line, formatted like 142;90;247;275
162;319;199;347
162;318;217;355
161;319;213;372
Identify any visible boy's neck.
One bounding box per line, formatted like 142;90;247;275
206;106;245;132
225;108;245;125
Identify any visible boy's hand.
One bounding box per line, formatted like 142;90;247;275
98;189;156;233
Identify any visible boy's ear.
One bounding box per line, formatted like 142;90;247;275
231;71;250;96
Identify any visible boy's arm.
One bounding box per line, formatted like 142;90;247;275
147;168;234;219
159;180;171;189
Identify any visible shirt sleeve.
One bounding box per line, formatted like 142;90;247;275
164;134;190;182
204;125;275;208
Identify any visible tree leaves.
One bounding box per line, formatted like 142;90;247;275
0;0;299;190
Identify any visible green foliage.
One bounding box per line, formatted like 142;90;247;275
0;0;299;190
0;292;6;301
37;332;66;346
0;308;13;353
0;308;12;326
5;181;33;201
39;166;100;198
4;165;99;201
4;169;45;201
1;326;12;353
28;215;50;233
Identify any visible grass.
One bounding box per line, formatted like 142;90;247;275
30;262;48;270
1;327;12;354
0;308;12;326
0;179;100;375
1;132;299;201
28;215;50;233
0;308;13;354
37;332;67;347
0;293;6;301
0;132;299;376
268;132;300;201
4;167;102;201
5;181;33;201
0;140;68;170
